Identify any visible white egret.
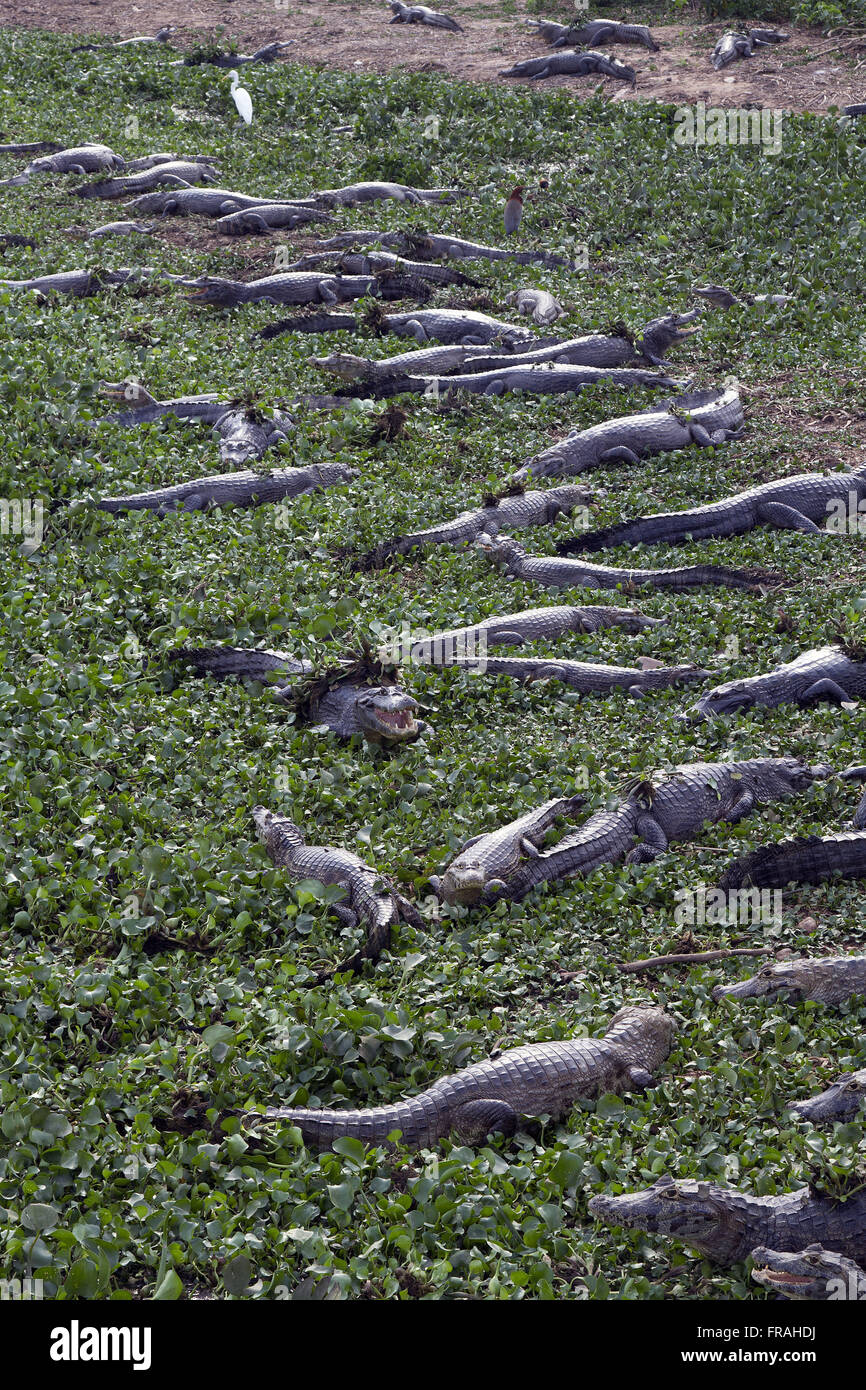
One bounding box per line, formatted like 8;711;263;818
229;70;253;127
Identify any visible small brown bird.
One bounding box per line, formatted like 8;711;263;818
504;186;524;235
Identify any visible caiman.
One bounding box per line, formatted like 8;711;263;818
177;41;295;67
182;271;377;308
712;28;789;70
83;220;154;238
72;160;219;200
129;188;322;220
478;532;781;594
283;249;479;288
359;484;592;569
257;307;538;346
388;2;463;30
693;283;791;310
309;182;464;208
90;461;354;517
551;19;658;50
506;287;563;326
713;955;866;1006
500;49;636;84
213;409;295;466
242;1005;676;1148
433;758;826;905
683;644;866;722
313;228;578;270
790;1070;866;1125
589;1176;866;1265
168;647;426;744
380;601;664;665
383;363;683;400
560;463;866;553
512;388;743;482
0;142;123;186
252;806;423;971
102;384;294;463
634;310;702;368
751;1245;866;1301
447;653;709;699
312;333;643;386
0;267;152;298
214;203;332;233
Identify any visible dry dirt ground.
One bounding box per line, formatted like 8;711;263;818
1;0;865;114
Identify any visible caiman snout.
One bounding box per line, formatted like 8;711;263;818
439;866;487;906
355;685;421;744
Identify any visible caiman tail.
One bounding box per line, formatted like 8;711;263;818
619;563;782;593
720;833;866;890
244;1092;441;1148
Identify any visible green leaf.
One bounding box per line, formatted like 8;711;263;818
152;1270;183;1301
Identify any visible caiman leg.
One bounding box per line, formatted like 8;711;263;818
627;816;669;863
452;1099;519;1141
801;679;854;703
689;424;743;446
755;501;825;534
599;446;641;465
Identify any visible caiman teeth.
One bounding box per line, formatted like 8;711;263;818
379;708;416;731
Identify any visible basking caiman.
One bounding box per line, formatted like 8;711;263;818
589;1175;866;1265
751;1245;866;1301
448;654;709;699
91;462;354;517
380;601;664;665
258;307;537;346
183;271;377;308
683;645;866;722
712;28;788;70
520;757;827;894
512;388;743;482
388;2;463;30
360;485;592;568
391;363;683;400
634;310;702;368
433;759;825;905
314;228;578;270
554;19;658;50
560;463;866;553
214;204;333;234
713;955;866;1006
500;49;636;84
790;1070;866;1125
0;267;152;297
129;188;322;220
101;383;298;465
692;283;791;310
73;160;219;199
527;18;658;50
506;287;562;326
312;333;643;386
82;221;154;238
309;182;464;207
177;41;295;67
0;142;123;186
242;1005;676;1147
286;249;479;288
168;647;426;745
252;806;422;971
478;532;780;594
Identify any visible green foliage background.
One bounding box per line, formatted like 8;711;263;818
0;25;864;1299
